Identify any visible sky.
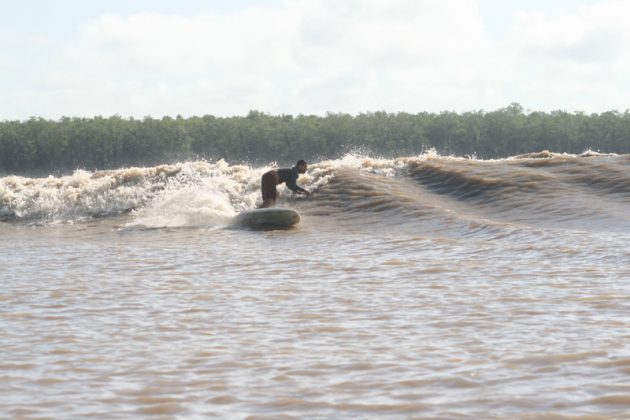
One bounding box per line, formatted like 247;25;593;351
1;0;628;119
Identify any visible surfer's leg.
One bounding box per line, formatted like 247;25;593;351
261;172;278;208
260;198;276;208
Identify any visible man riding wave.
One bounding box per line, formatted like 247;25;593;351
260;160;310;208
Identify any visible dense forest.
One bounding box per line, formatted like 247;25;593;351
1;104;629;174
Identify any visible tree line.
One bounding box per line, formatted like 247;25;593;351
1;103;629;174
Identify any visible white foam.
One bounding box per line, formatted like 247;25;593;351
0;152;450;225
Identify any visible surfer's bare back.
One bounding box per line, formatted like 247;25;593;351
260;160;310;208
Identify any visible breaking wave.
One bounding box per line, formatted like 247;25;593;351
1;152;629;235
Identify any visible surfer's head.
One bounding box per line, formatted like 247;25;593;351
296;160;308;174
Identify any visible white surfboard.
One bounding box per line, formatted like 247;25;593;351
234;208;300;229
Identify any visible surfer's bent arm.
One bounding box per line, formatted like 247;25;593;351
285;177;309;195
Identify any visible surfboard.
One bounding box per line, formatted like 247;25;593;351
234;208;300;229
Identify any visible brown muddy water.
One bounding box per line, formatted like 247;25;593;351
1;153;630;418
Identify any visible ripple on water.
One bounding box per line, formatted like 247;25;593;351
1;219;629;418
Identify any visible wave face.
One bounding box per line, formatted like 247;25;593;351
1;152;629;234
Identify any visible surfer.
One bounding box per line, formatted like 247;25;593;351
260;160;310;208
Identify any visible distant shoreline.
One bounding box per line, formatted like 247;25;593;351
1;104;629;174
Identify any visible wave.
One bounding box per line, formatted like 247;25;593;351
1;152;629;235
0;161;257;226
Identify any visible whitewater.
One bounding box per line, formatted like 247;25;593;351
1;152;629;418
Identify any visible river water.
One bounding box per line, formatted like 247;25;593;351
1;153;629;418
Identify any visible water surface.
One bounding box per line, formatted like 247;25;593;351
2;153;630;418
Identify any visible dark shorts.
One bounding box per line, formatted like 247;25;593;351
261;171;279;201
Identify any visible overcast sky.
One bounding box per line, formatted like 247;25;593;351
1;0;627;119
